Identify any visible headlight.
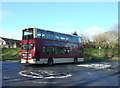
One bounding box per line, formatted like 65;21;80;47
23;54;32;58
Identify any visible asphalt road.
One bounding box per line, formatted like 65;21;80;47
2;61;120;87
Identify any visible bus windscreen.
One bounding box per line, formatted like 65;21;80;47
22;28;33;39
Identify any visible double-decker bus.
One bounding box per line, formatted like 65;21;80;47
21;27;84;65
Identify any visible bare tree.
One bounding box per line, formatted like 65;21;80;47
92;24;118;49
79;32;90;41
78;32;91;48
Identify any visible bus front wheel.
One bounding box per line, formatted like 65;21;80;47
74;57;78;64
48;58;53;65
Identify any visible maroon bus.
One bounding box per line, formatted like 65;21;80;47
21;27;84;65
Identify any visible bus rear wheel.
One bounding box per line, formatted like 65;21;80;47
74;57;78;64
48;58;53;65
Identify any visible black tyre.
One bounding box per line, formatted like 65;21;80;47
48;58;53;65
74;57;78;64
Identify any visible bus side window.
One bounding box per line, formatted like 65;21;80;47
73;37;77;43
78;37;82;43
37;30;46;38
54;33;60;41
37;33;42;38
51;34;55;40
46;34;55;40
43;46;70;55
64;49;70;54
41;31;47;39
79;48;84;55
66;35;71;42
66;37;69;41
73;36;80;43
69;36;73;42
41;33;46;39
59;34;66;41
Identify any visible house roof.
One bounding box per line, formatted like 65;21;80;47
0;37;21;42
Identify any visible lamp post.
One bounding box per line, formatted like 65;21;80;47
98;47;101;55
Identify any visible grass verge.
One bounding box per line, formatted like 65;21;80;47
0;48;119;62
1;48;21;62
84;48;119;62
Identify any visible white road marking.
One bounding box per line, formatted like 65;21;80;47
19;70;72;79
77;64;111;69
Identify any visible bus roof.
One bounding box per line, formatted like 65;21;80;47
23;27;81;38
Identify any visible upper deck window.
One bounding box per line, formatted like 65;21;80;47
23;28;33;40
66;35;72;42
59;34;66;41
78;37;82;43
37;29;55;40
36;29;82;43
72;36;82;43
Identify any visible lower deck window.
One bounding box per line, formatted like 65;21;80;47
43;46;70;55
79;48;84;55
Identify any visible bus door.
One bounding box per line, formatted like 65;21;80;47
36;50;40;61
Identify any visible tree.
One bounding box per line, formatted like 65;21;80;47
78;32;92;48
72;31;78;35
79;32;90;41
92;24;118;49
